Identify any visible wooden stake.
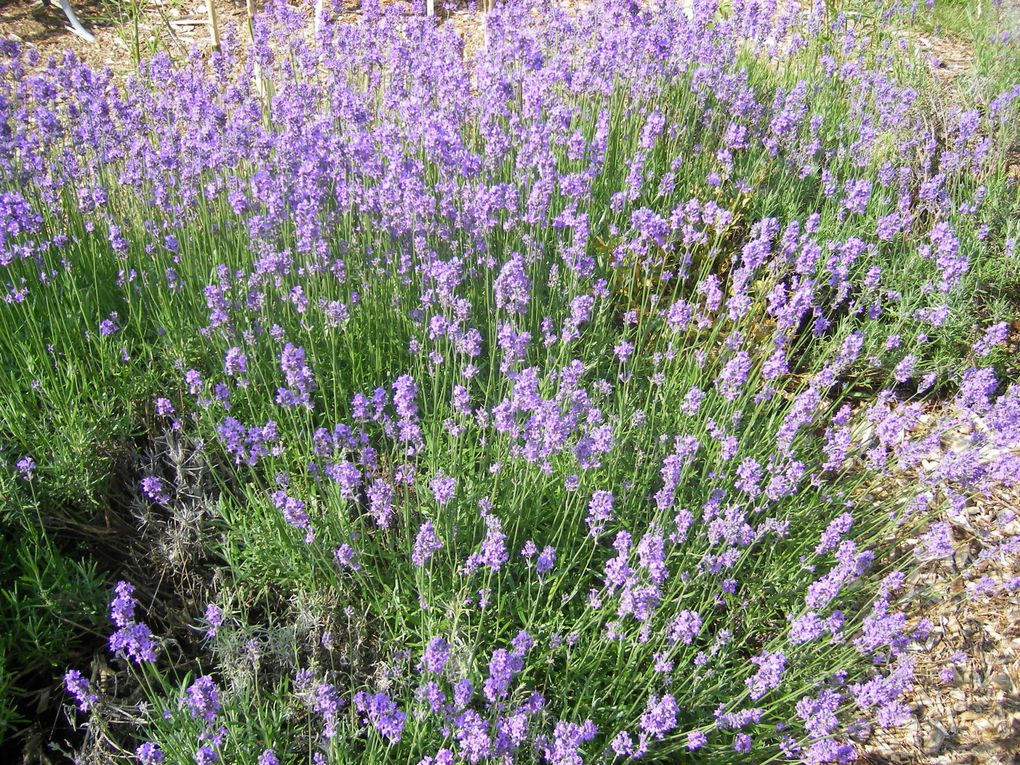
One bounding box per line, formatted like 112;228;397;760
245;0;266;106
207;0;221;49
482;0;492;48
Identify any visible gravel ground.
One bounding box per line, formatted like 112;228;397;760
866;411;1020;764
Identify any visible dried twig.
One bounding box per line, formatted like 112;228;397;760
153;2;188;54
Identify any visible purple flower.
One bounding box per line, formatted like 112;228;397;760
418;680;446;713
716;351;751;401
224;346;248;377
666;610;702;645
453;678;474;710
586;490;614;537
276;343;316;409
108;225;128;254
421;637;450;674
64;669;98;712
194;745;218;765
354;691;406;743
367;478;396;527
419;749;455;765
484;648;523;703
218;418;280;466
511;630;535;655
735;457;763;497
464;513;508;573
687;730;708;750
817;513;854;555
536;545;556;575
893;354;917;383
920;522;954;560
314;682;343;738
790;611;826;644
640;694;678;740
257;751;279;765
746;652;787;700
604;531;633;591
141;475;170;504
271;490;313;541
637;529;668;585
204;603;224;638
136;743;165;765
734;733;753;753
716;706;763;730
335;543;361;571
455;709;491;762
430;471;457;505
108;582;157;663
494;253;531;315
392;375;419;420
957;367;999;413
543;719;597;765
610;731;634;756
325;460;362;500
842;178;872;214
99;313;119;336
923;221;969;290
614;340;634;363
184;676;221;723
974;322;1008;356
796;689;842;739
681;386;705;415
413;521;444;567
15;456;34;480
109;622;157;664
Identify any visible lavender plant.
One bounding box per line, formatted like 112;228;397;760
2;0;1019;762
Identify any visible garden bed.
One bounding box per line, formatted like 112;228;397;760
1;1;1019;764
